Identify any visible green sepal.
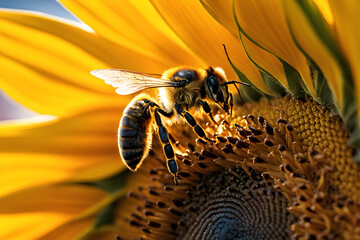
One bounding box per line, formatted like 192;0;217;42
280;59;308;98
291;0;356;120
76;172;129;236
291;2;357;126
233;0;309;99
291;0;359;163
238;32;285;97
79;170;129;193
351;122;360;164
353;152;360;165
294;0;342;61
294;0;359;147
341;84;358;132
94;202;117;228
283;4;338;113
260;71;286;97
350;122;360;165
222;45;265;102
308;59;338;113
229;60;266;102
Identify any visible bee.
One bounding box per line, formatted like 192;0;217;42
91;66;250;183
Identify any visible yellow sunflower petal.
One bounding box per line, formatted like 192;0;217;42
0;185;106;240
0;185;106;213
151;0;272;94
39;216;95;240
240;33;288;88
0;107;127;197
200;0;238;36
200;0;288;89
282;1;343;110
0;153;123;198
62;189;127;240
0;213;70;240
59;0;202;67
81;228;120;240
329;1;360;121
0;10;169;116
314;0;334;25
234;0;315;97
0;107;123;153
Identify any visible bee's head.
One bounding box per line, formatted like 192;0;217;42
205;67;231;114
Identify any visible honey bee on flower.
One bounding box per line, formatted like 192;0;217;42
91;66;250;183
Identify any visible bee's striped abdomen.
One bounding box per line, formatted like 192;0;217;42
119;115;146;170
118;94;154;171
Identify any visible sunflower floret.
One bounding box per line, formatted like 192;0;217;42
113;97;360;239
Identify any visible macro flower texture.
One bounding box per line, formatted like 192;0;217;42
1;0;360;239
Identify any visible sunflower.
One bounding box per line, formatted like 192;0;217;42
0;0;359;239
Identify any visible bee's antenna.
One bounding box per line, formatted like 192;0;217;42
221;81;252;102
221;81;252;87
222;44;231;62
222;44;251;103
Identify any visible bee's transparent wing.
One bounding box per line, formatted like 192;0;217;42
91;69;176;95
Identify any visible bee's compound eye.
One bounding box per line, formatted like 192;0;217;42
144;99;150;103
208;76;221;93
207;76;224;102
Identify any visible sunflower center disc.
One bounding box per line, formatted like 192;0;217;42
176;168;296;240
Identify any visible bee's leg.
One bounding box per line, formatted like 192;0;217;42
174;103;215;144
141;101;160;117
154;108;178;184
198;99;218;126
229;93;233;116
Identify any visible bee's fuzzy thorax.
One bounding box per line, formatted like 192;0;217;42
158;66;228;113
158;66;206;113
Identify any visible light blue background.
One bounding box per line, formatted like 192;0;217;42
0;0;77;20
0;0;78;119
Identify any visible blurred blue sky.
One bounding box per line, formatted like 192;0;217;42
0;0;77;20
0;0;78;120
